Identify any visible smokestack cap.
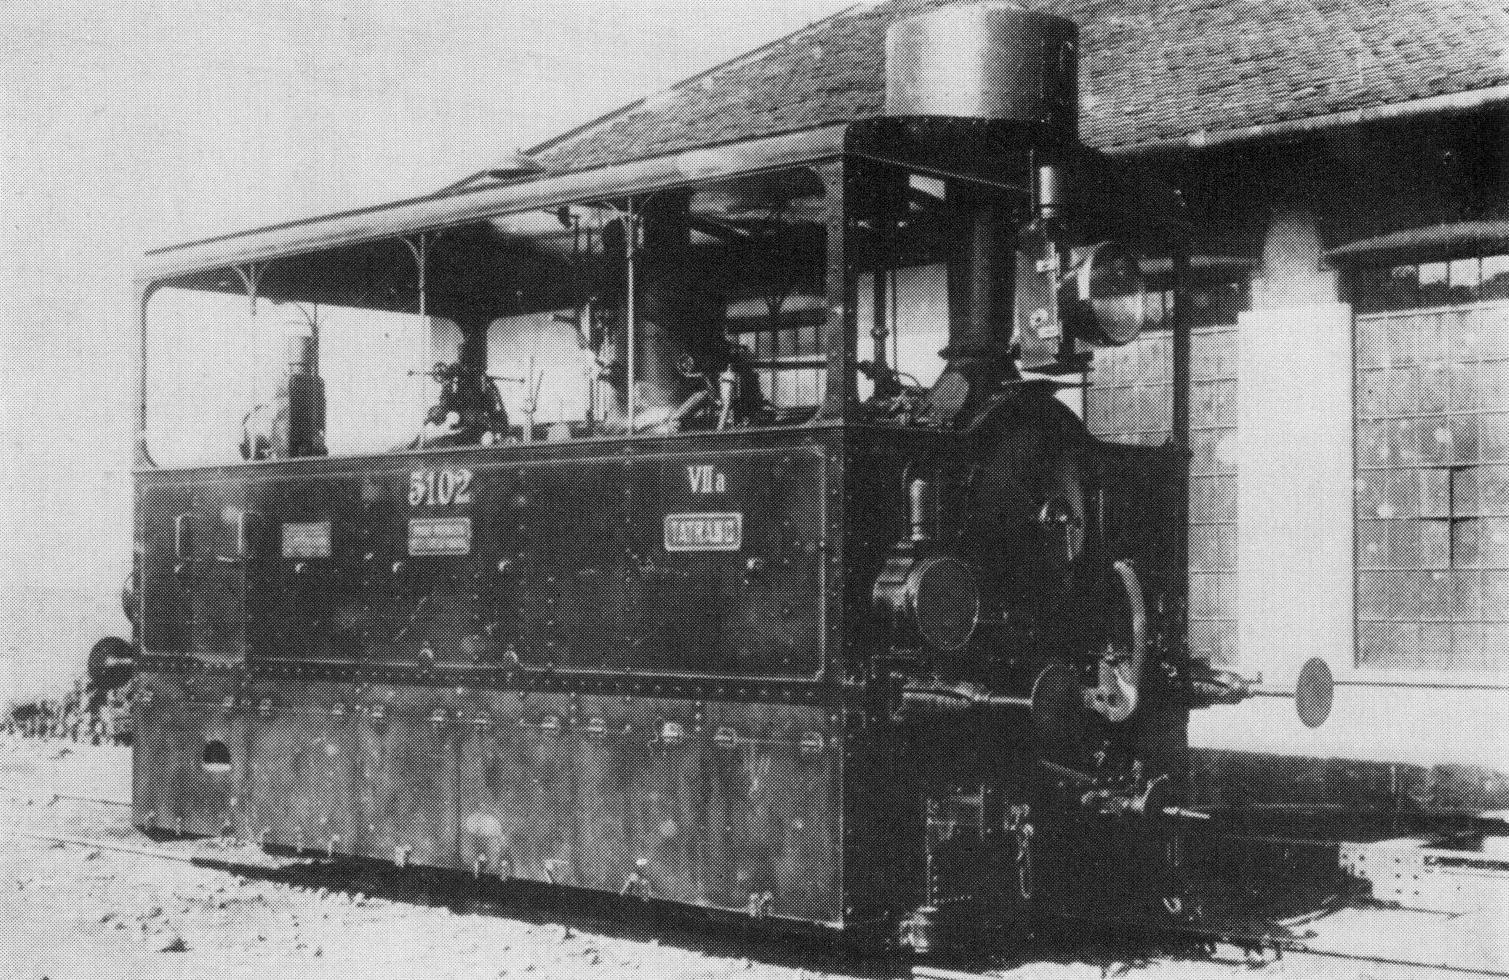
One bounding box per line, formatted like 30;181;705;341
885;2;1078;136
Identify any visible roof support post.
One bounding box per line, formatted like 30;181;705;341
593;201;640;432
136;281;159;468
1168;249;1193;669
402;234;430;447
869;164;903;399
401;234;429;319
231;262;265;314
818;159;854;420
625;208;638;433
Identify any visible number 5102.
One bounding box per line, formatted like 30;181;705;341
409;468;473;507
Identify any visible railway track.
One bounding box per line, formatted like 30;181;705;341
0;803;888;978
0;783;132;808
1;753;1504;980
5;817;1506;980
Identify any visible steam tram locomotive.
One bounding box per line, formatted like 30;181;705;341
124;6;1326;949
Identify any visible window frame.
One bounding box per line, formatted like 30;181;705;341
1083;269;1252;668
1350;247;1509;681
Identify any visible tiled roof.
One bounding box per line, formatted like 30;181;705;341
531;0;1509;172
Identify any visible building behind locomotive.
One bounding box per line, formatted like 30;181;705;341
123;3;1294;948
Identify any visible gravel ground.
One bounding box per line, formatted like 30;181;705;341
0;737;1501;980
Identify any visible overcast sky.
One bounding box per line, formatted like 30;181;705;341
0;0;856;699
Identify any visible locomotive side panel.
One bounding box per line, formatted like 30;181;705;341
627;449;826;677
133;429;849;925
838;430;934;928
132;676;845;923
138;477;249;664
206;440;832;676
132;670;241;837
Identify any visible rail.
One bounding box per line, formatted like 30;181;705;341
0;784;130;808
3;755;1505;979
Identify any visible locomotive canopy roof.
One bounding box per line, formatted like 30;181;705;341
138;118;1187;301
138;125;850;293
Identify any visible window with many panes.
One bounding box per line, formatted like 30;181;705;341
1352;250;1509;672
1351;253;1509;314
1085;275;1250;666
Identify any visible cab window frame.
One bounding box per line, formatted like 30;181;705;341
135;158;853;471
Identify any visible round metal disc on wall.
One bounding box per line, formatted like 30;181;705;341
1295;657;1334;728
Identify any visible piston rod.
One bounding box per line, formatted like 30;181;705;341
1190;656;1335;728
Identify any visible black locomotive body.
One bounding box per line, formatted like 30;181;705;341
125;4;1298;949
134;398;1184;939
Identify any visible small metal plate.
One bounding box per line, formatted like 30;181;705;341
664;512;742;552
409;516;472;556
281;521;331;558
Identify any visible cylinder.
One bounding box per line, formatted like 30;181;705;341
283;323;316;376
884;2;1078;135
275;321;324;457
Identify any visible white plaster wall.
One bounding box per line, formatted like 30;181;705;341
1234;302;1355;684
1192;682;1509;770
1189;300;1509;771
